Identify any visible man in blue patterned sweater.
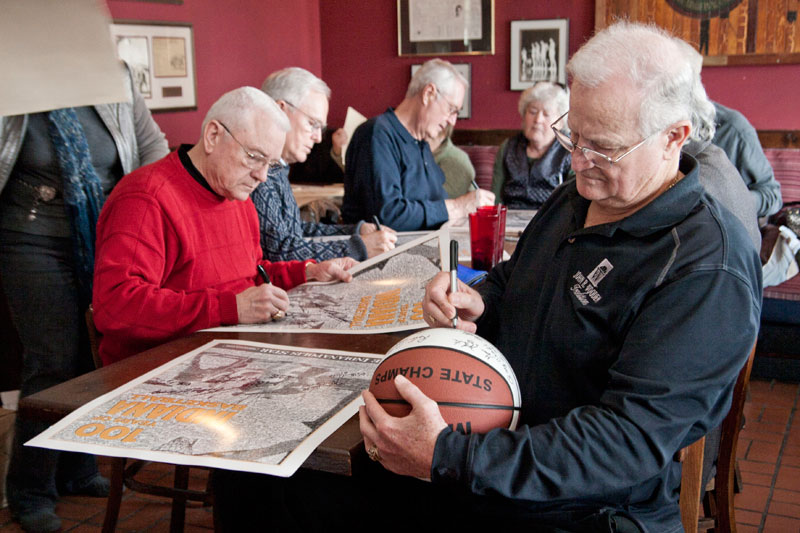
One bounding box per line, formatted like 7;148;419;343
252;67;396;262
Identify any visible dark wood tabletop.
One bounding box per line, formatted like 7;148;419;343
18;329;410;477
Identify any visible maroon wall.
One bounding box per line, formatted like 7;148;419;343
106;0;322;145
319;1;799;131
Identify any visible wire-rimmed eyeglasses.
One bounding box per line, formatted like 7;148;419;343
219;122;283;172
284;101;327;134
550;111;655;170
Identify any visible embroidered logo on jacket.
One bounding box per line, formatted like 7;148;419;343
571;259;614;305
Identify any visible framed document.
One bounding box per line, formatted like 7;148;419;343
510;19;568;90
411;63;472;119
110;21;197;111
398;0;494;56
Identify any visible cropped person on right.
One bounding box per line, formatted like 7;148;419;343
491;81;571;209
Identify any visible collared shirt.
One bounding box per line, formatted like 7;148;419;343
342;108;449;231
432;155;762;532
251;164;366;261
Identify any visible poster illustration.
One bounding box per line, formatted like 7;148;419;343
205;229;450;334
28;340;385;477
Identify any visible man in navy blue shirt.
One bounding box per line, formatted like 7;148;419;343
341;59;494;231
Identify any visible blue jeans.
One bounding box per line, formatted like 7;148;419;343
0;230;98;514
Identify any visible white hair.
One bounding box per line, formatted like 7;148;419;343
406;58;468;100
202;86;290;134
673;37;717;143
518;81;569;118
566;21;694;139
261;67;331;106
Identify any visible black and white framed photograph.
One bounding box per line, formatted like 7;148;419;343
510;19;568;91
411;63;471;119
110;21;196;111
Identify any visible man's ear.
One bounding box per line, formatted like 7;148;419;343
277;99;289;112
663;120;691;159
421;83;437;106
203;120;224;154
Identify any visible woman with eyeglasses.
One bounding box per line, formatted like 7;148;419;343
491;81;571;209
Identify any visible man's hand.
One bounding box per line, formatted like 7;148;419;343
306;257;358;282
361;228;397;258
359;374;448;479
235;284;290;323
444;189;495;225
423;271;484;333
331;128;348;157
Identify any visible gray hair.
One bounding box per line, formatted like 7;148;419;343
406;58;468;100
202;86;290;134
261;67;331;106
673;37;717;143
566;21;694;139
518;81;569;118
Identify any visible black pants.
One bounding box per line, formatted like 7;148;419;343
212;464;646;533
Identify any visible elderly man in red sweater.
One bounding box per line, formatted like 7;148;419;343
93;86;355;366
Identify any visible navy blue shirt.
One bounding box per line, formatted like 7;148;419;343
432;155;762;532
342;108;449;231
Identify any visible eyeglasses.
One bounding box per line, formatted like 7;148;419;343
284;101;327;134
219;122;283;172
550;111;655;170
435;87;461;118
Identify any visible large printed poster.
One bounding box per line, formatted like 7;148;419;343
205;229;450;334
28;340;384;477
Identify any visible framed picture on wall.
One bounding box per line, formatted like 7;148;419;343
398;0;495;56
510;19;568;90
110;20;196;111
411;63;471;119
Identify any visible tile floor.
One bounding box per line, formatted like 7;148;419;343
0;378;797;532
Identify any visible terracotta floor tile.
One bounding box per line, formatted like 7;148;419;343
742;470;776;487
783;454;800;468
763;513;800;532
735;508;765;526
735;524;760;533
741;427;785;444
776;465;800;492
773;488;800;504
747;440;784;463
760;407;793;426
784;443;800;457
750;391;796;407
769;500;800;519
746;420;790;435
735;484;771;512
770;382;800;398
749;380;773;394
740;459;778;475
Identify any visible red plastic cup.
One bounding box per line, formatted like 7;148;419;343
469;208;500;271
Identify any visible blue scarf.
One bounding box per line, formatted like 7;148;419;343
47;108;106;306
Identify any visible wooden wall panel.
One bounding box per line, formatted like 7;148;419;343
596;0;800;65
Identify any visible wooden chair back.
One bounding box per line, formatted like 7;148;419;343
679;343;757;533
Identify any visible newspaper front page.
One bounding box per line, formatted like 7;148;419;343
28;340;385;477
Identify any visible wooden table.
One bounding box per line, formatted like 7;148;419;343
18;329;409;477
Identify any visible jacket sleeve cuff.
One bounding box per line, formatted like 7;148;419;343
430;426;471;485
348;234;368;261
219;291;239;325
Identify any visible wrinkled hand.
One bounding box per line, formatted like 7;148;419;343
444;189;496;225
306;257;358;282
331;128;348;156
422;271;484;333
235;284;289;324
361;229;397;258
359;374;448;479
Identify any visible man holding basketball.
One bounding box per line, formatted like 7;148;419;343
365;22;761;533
212;23;760;533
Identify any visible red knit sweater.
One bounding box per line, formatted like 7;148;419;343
93;151;308;365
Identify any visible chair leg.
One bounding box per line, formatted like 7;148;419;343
170;465;189;533
102;457;126;533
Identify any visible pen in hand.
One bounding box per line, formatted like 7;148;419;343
372;215;383;231
449;239;458;328
471;179;480;192
256;264;285;320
